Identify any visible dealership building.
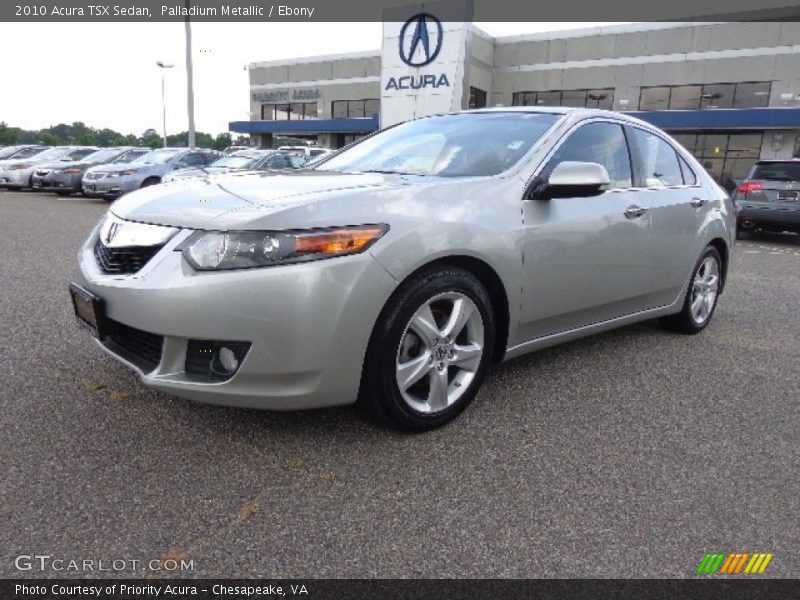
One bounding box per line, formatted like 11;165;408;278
229;16;800;185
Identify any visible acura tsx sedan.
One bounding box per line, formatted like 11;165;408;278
71;108;734;430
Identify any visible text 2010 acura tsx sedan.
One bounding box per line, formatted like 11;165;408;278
71;108;735;430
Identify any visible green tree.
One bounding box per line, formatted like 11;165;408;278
213;132;232;151
39;132;59;145
0;122;21;145
140;128;162;149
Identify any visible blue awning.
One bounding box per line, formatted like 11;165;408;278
229;116;379;135
628;107;800;131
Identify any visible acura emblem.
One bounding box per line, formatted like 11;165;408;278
399;13;443;67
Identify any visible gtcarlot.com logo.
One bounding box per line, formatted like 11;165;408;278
14;554;194;572
696;552;773;574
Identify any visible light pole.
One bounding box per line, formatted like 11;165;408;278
156;61;174;147
184;0;196;148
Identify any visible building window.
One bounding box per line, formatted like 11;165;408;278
638;82;772;110
511;89;614;110
673;131;764;188
260;102;319;120
469;87;487;109
331;99;380;119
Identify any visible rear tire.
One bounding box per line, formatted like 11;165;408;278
359;265;495;431
660;245;722;335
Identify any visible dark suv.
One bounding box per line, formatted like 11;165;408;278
732;160;800;238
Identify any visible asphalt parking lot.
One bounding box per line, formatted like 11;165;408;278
1;190;798;579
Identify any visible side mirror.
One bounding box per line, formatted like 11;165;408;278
530;161;610;200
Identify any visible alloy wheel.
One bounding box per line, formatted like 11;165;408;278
395;292;485;414
690;256;720;325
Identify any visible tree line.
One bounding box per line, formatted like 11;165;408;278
0;121;249;150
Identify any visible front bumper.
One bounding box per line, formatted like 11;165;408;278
0;167;35;188
737;202;800;232
32;172;82;192
82;174;142;197
76;225;398;410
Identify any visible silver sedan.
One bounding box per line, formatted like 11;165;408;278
71;108;734;430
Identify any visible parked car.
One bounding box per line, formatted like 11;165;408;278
0;146;97;190
71;108;734;430
0;145;50;161
222;145;251;155
162;149;274;182
251;150;308;171
31;147;148;196
303;149;336;166
277;145;331;160
731;159;800;237
81;148;222;200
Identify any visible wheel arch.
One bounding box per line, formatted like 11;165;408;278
389;255;511;362
707;237;729;294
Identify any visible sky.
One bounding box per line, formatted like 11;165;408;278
0;22;624;137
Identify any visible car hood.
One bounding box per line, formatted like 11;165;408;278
0;156;58;168
90;162;163;174
38;160;95;170
110;171;423;229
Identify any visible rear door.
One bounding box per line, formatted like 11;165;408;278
626;126;707;305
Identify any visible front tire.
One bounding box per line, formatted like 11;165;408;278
360;266;495;431
660;245;722;334
141;177;160;188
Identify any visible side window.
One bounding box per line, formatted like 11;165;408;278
630;128;684;187
678;155;697;185
547;122;632;189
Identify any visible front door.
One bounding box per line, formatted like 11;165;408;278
520;120;657;341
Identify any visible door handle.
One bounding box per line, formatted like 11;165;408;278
624;205;648;219
690;197;709;208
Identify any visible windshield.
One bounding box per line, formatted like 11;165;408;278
132;149;180;164
66;148;97;161
113;149;150;163
10;147;48;159
751;162;800;182
209;154;263;169
29;147;73;161
318;112;559;177
80;148;123;163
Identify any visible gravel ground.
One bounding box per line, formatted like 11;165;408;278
1;190;798;579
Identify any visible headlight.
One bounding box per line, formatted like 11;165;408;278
111;168;138;176
178;224;389;271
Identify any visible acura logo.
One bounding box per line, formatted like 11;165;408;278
105;221;120;244
399;13;443;67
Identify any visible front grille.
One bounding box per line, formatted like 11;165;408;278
86;172;106;180
94;241;163;274
35;169;50;176
104;318;164;373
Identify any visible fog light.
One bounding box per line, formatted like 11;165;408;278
217;347;239;373
185;340;251;381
